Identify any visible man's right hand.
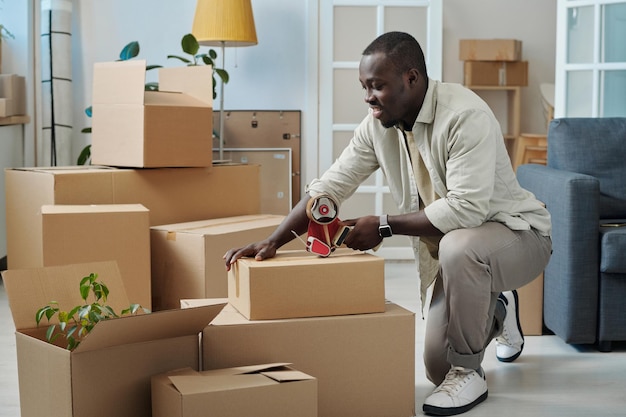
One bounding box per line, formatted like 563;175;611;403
223;240;279;271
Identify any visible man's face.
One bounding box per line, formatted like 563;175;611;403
359;52;418;130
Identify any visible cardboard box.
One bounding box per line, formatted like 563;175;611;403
150;214;303;310
228;249;386;320
1;261;226;417
5;164;261;270
41;204;151;309
464;61;528;86
91;60;213;168
202;301;415;417
152;364;317;417
0;74;26;117
517;272;544;336
459;39;522;61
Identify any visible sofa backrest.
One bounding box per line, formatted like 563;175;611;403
547;117;626;218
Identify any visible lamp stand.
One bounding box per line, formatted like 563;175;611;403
218;40;226;162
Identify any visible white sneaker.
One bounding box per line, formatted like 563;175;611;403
423;366;488;416
495;290;524;362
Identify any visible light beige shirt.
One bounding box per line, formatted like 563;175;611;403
307;79;551;306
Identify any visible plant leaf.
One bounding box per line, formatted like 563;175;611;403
144;82;159;91
119;41;140;60
145;65;163;71
85;106;92;117
181;33;199;56
208;49;218;60
77;145;91;165
46;325;56;342
215;68;229;84
201;55;215;67
167;55;192;64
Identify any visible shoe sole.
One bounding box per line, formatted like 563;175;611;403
423;390;488;416
496;290;524;363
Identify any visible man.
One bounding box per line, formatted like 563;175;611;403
224;31;552;416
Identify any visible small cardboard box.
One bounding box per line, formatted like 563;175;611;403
41;204;151;309
228;249;386;320
464;61;528;86
91;60;213;168
1;261;226;417
5;164;261;270
152;364;317;417
0;74;26;117
201;301;415;417
517;272;544;336
459;39;522;61
150;214;303;310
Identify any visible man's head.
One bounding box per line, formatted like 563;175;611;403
359;32;428;130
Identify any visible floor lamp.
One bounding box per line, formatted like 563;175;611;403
192;0;258;162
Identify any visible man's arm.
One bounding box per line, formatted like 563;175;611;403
223;194;312;270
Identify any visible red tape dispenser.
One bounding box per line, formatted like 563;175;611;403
303;194;351;257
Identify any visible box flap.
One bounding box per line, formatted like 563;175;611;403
74;303;226;353
93;60;146;105
180;298;228;309
261;370;316;382
1;261;129;330
201;363;292;376
169;373;274;395
159;66;213;105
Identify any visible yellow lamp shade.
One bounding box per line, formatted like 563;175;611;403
192;0;258;47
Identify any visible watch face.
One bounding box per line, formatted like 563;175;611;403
379;225;392;238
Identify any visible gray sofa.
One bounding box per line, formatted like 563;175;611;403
517;117;626;351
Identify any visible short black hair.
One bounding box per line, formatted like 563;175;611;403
362;31;428;78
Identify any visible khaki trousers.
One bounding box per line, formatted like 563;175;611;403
423;222;552;385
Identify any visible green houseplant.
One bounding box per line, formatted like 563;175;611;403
35;272;150;350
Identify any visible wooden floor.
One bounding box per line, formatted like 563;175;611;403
1;261;626;416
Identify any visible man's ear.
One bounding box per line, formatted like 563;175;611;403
406;68;420;86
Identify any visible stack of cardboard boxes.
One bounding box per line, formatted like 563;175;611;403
460;39;528;87
2;59;417;417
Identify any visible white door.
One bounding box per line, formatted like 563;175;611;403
316;0;442;259
555;0;626;117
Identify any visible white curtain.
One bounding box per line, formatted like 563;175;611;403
39;0;72;166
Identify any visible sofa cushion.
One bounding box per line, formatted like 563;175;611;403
599;221;626;273
548;118;626;218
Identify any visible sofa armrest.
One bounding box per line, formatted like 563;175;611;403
517;163;600;343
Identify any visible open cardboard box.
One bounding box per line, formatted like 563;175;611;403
1;261;225;417
91;60;213;168
228;249;386;320
152;363;317;417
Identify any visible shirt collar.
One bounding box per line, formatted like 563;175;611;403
415;77;437;126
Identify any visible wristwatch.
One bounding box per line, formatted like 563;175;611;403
378;214;393;238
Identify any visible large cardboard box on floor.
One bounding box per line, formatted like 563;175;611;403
41;204;151;309
201;301;415;417
0;74;26;117
5;164;260;270
464;60;528;86
228;249;386;320
91;60;213;168
150;214;303;310
152;364;317;417
1;261;225;417
459;39;522;61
